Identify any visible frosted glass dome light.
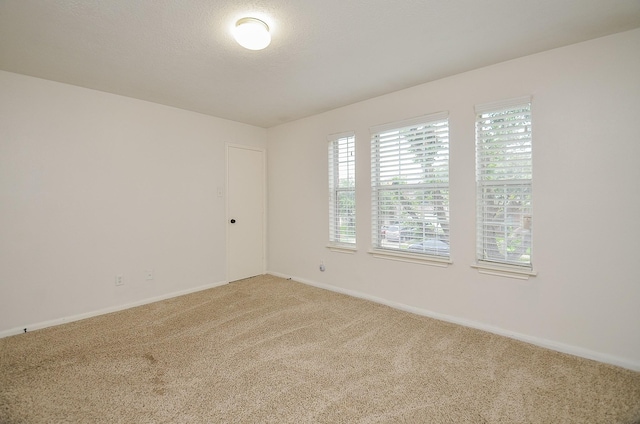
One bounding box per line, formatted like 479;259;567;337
234;17;271;50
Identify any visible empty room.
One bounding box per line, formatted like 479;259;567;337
1;1;640;422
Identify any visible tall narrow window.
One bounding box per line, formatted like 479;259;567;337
475;97;533;270
371;112;450;259
328;133;356;247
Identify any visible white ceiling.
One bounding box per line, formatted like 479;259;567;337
1;1;639;128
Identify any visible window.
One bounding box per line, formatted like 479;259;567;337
475;97;533;272
328;133;356;247
371;112;450;260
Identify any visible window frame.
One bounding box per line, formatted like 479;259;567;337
474;96;536;279
369;112;451;266
328;132;357;251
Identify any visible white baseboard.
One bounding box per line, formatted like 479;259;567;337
0;280;228;339
268;271;640;372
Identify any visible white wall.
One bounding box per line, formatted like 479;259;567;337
0;71;266;335
2;29;639;369
267;29;640;369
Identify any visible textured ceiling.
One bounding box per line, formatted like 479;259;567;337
1;0;639;128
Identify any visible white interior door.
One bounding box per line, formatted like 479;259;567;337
227;145;265;282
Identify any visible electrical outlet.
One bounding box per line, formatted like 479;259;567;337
145;269;153;281
115;275;124;286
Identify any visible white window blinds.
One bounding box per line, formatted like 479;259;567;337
371;112;450;258
328;133;356;246
475;97;532;268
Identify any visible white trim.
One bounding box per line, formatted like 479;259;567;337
471;262;537;280
369;249;451;267
327;131;355;142
370;110;449;135
266;272;640;372
475;95;532;114
326;244;357;254
0;280;228;339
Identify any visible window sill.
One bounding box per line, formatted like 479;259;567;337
368;248;451;267
471;262;537;280
327;244;357;254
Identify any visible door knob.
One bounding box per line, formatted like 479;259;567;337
230;219;236;223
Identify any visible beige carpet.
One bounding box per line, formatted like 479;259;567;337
1;275;639;423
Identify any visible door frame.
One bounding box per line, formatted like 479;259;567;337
225;143;267;282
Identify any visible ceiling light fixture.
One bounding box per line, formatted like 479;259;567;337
233;17;271;50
